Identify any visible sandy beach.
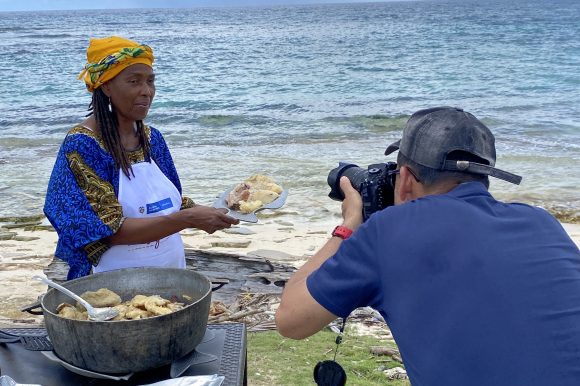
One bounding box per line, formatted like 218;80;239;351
1;213;579;328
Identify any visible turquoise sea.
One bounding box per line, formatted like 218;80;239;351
0;0;579;223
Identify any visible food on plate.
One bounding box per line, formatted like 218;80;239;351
57;289;187;321
226;174;283;213
244;174;283;193
238;200;264;214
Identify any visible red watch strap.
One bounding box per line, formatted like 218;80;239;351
332;225;353;240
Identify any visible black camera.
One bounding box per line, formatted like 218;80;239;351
327;161;398;221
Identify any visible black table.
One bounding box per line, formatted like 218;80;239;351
0;323;247;386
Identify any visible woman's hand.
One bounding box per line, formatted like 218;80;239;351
107;205;240;245
177;205;239;234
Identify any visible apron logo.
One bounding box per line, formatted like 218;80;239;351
146;197;174;214
139;206;145;214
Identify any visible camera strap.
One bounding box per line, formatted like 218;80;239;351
313;318;348;386
332;317;347;360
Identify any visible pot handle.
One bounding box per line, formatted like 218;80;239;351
211;278;229;292
20;297;44;315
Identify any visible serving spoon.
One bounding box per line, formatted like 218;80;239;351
32;275;119;321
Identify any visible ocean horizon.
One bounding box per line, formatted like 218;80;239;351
0;0;579;223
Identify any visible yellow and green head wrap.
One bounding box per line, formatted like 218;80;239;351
78;36;155;92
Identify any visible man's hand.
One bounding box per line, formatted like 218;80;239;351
340;176;363;230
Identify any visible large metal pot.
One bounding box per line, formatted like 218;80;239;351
40;267;211;374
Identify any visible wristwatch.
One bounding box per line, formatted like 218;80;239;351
332;225;353;240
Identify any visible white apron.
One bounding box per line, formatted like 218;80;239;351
93;160;185;273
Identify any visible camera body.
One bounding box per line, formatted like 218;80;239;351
327;161;397;221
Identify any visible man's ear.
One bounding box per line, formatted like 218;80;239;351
397;166;418;202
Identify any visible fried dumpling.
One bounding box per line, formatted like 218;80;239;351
78;288;122;308
226;174;282;213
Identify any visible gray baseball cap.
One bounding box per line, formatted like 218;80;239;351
385;107;522;185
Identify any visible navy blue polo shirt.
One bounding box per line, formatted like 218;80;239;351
307;182;580;386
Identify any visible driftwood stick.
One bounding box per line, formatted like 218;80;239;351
247;319;276;332
209;308;263;323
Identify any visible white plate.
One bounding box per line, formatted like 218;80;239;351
213;187;288;223
40;351;133;380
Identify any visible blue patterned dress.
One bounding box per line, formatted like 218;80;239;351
44;126;194;279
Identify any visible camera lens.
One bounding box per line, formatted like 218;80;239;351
327;161;397;221
327;162;368;201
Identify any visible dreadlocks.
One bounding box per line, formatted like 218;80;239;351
89;88;152;178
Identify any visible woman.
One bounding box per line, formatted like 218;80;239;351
44;36;238;280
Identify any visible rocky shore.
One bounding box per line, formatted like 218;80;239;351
1;213;579;328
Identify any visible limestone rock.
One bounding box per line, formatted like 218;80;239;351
222;227;256;235
247;249;297;261
0;214;44;223
2;221;42;229
210;240;251;248
13;236;41;242
23;225;55;232
0;231;16;241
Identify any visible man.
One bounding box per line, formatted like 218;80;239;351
275;107;580;385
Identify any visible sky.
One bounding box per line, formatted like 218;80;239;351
0;0;405;12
